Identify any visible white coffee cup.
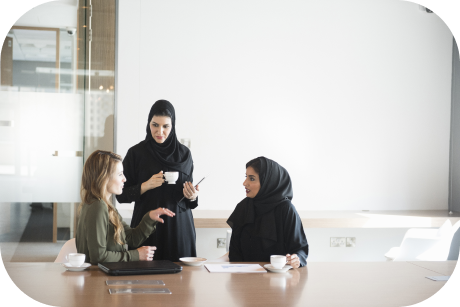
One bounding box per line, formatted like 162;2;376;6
270;255;287;269
66;253;85;267
164;172;179;184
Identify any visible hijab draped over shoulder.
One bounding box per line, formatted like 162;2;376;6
145;100;193;176
227;157;293;248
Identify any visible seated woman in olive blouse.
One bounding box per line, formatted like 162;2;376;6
227;157;309;268
76;150;175;265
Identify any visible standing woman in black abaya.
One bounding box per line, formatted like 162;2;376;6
116;100;200;261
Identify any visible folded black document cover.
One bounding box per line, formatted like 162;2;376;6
98;260;182;276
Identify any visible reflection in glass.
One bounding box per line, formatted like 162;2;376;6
0;0;116;261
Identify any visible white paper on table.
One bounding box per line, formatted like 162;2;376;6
425;276;450;281
204;264;267;273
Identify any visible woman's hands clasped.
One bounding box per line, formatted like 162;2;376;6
141;171;164;195
287;254;300;269
183;182;199;201
137;246;156;261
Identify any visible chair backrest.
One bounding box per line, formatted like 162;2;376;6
448;221;460;260
211;252;229;262
226;229;232;252
394;237;441;261
54;238;77;263
416;220;460;261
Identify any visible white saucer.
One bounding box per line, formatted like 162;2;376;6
62;263;91;271
264;264;292;273
179;257;207;266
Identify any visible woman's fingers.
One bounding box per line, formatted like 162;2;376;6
138;246;157;261
183;183;191;197
149;208;175;222
183;181;193;192
287;254;300;268
183;181;198;199
149;171;164;187
160;208;175;217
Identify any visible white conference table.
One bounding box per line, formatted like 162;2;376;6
4;260;457;307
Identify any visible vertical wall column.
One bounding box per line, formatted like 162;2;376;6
449;38;460;213
1;37;13;86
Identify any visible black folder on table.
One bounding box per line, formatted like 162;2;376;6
98;260;182;276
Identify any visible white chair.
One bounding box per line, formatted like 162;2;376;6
417;220;460;261
209;230;232;262
54;238;77;263
385;220;460;261
226;229;232;252
211;252;230;262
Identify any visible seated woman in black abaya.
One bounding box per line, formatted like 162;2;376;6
227;157;309;268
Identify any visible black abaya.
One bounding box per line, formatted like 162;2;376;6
227;157;309;266
229;200;308;266
116;100;197;261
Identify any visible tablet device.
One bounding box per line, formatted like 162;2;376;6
98;260;182;276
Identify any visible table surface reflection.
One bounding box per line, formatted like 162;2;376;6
4;261;457;307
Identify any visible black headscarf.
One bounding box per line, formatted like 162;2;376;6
227;157;293;248
145;100;193;176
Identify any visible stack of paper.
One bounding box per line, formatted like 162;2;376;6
204;264;266;273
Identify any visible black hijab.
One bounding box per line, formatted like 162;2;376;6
145;100;193;176
227;157;293;247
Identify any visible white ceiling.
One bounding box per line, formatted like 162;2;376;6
8;0;78;63
8;28;72;63
14;0;78;29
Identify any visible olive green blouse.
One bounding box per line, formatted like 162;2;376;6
76;199;157;265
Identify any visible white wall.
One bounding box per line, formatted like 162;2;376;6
196;227;412;262
117;0;453;211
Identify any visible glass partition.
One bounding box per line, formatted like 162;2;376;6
0;0;116;261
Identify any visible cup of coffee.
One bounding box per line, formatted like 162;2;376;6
66;253;85;267
164;172;179;184
270;255;287;269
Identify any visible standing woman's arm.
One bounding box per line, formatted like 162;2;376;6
180;164;199;209
116;148;142;204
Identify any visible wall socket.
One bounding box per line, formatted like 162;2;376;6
217;238;226;248
330;237;356;247
346;237;356;247
330;237;346;247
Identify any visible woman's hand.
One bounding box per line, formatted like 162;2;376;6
287;254;300;269
149;207;175;223
141;171;164;195
137;246;156;261
183;181;199;201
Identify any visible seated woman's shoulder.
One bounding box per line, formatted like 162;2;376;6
277;199;298;213
85;199;108;213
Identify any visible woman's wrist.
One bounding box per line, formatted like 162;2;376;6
140;182;149;195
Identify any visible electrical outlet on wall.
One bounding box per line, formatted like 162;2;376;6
330;237;346;247
217;238;226;248
346;237;356;247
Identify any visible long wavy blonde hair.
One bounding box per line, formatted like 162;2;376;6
79;150;125;245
